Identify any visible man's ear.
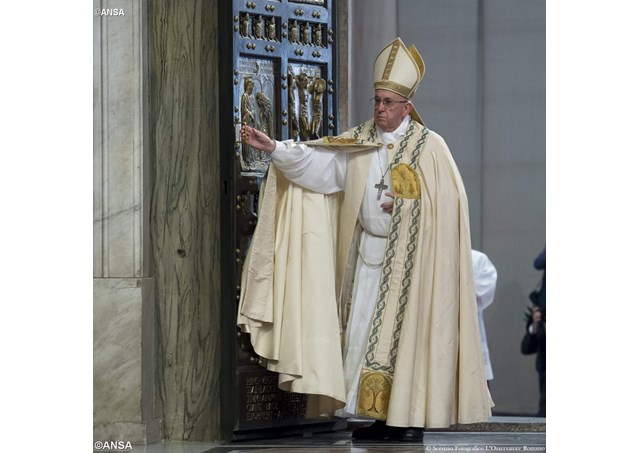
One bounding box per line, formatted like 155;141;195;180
404;101;414;117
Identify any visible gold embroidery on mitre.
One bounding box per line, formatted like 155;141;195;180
356;370;393;419
391;163;421;199
382;41;400;80
373;80;413;99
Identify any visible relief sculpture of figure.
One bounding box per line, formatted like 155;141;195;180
301;22;311;45
313;23;323;47
256;92;273;162
254;15;264;40
289;20;299;44
296;72;310;141
267;16;277;41
240;13;251;38
241;77;256;164
288;69;300;140
310;77;326;139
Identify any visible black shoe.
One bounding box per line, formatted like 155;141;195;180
351;420;396;440
352;421;424;442
393;427;424;442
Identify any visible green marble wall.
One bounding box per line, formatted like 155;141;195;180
148;0;221;441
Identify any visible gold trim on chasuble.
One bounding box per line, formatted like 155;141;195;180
355;123;430;419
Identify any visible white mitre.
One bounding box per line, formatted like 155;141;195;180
373;37;426;125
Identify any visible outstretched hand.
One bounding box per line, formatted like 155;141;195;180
241;125;276;153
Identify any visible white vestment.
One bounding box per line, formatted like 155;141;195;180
471;250;498;381
238;116;494;428
271;116;410;414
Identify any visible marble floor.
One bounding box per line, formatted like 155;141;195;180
124;417;546;453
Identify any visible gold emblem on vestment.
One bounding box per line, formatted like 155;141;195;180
391;163;421;199
356;370;393;419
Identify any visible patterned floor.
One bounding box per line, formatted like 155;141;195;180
124;417;546;453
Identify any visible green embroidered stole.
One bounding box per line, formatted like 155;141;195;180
351;119;431;419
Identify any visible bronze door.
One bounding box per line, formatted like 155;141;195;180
218;0;341;440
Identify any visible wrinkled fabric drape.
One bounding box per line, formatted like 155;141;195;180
238;119;493;427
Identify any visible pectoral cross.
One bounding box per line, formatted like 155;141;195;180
375;178;388;200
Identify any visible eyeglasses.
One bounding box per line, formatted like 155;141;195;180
370;97;409;108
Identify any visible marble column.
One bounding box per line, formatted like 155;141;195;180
93;0;160;444
148;0;220;441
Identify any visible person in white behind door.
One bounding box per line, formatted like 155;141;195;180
237;37;493;442
472;249;498;385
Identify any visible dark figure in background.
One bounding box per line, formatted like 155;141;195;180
521;248;546;417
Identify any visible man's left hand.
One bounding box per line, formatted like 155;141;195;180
381;192;395;213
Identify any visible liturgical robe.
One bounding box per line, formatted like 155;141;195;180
237;116;493;428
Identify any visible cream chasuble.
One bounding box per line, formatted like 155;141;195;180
237;117;493;428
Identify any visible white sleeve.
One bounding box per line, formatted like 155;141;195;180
472;250;498;311
270;140;347;194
